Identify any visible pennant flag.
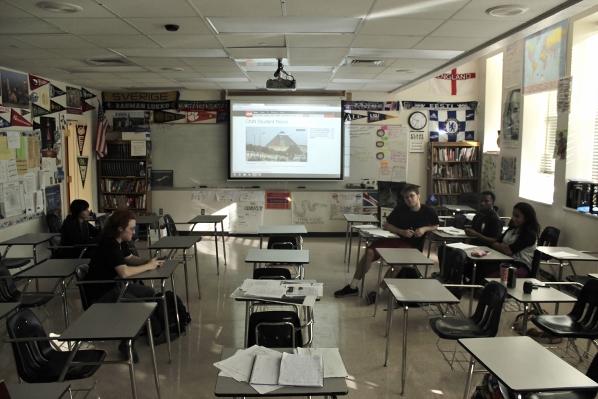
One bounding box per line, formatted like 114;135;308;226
32;104;51;118
95;103;109;158
10;109;32;127
0;117;10;128
20;109;30;116
50;100;65;113
367;112;397;123
186;110;217;123
81;100;95;112
76;124;87;156
50;85;65;98
33;120;41;130
28;74;49;90
153;110;185;123
343;112;366;122
77;157;89;187
80;88;96;100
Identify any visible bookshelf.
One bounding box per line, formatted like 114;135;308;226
428;141;480;205
97;140;150;213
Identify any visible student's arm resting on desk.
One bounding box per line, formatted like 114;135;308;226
414;225;438;237
383;223;414;238
491;229;535;256
124;254;149;266
465;228;498;244
115;258;163;278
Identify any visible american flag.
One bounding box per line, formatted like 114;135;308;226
95;103;109;158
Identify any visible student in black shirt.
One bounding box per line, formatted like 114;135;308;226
57;199;99;258
464;191;503;246
335;185;439;298
85;210;164;361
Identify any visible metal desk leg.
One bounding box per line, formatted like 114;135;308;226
182;249;190;309
194;244;201;299
146;319;161;399
555;260;565;313
58;341;81;381
344;222;350;263
221;221;227;266
384;291;393;366
259;235;263;248
522;303;529;335
463;358;476;399
128;339;138;399
170;276;181;336
61;280;69;328
373;261;385;318
244;301;250;347
300;264;305;280
401;304;409;396
347;223;354;272
33;244;39;291
161;280;172;363
213;223;220;275
469;262;477;317
440;240;448;276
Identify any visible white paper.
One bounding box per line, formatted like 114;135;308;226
364;228;397;238
41;157;57;172
447;242;478;250
250;353;282;385
240;279;287;298
285;282;324;298
297;348;348;378
7;159;17;181
7;131;20;149
549;251;580;258
438;226;466;235
130;140;146;156
34;190;44;212
353;224;378;230
21;172;37;194
278;352;323;387
214;346;280;383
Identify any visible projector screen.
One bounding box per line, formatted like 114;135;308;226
229;100;343;180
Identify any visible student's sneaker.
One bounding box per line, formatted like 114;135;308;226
334;285;358;298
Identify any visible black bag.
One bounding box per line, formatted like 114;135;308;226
155;291;191;338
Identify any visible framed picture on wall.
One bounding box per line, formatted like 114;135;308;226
151;170;173;188
0;69;29;109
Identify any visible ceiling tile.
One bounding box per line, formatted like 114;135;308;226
218;82;259;89
360;82;401;91
352;35;423;48
286;34;354;48
349;48;462;59
4;0;114;18
1;48;60;59
452;0;564;21
432;19;522;38
326;82;364;90
285;0;375;17
227;47;286;59
0;35;39;48
46;48;117;59
0;18;62;34
149;34;221;48
201;72;248;78
336;65;387;74
414;36;487;51
97;0;198;18
116;48;227;58
182;82;222;89
289;72;332;82
128;57;190;67
219;34;285;48
126;17;211;35
289;47;347;66
81;35;160;48
190;0;282;17
359;17;443;36
368;0;469;20
208;17;361;33
334;70;381;79
44;17;139;35
17;34;97;48
389;58;446;69
0;1;34;17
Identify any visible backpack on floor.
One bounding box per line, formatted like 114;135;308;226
155;291;191;340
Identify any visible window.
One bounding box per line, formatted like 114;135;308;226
483;53;503;153
593;110;598;181
539;112;557;174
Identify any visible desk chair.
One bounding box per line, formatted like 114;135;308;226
247;311;304;348
0;262;57;313
262;236;303;279
6;309;105;397
253;268;292;280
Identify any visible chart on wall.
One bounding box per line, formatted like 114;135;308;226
342;101;407;183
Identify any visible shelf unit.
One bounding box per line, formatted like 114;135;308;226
428;141;480;205
97;140;151;213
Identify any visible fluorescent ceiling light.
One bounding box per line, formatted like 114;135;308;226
349;48;462;59
112;49;227;58
367;0;463;19
206;17;361;34
36;1;82;13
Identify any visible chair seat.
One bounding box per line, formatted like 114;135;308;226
17;292;55;308
23;349;106;383
527;390;596;399
1;258;31;269
532;315;598;339
429;317;487;340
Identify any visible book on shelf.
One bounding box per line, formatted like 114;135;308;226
101;179;146;193
433;181;474;194
101;194;146;209
100;161;146;177
433;146;478;162
432;163;476;178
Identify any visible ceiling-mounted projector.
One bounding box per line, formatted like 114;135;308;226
266;58;296;91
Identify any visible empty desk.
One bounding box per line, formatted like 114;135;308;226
245;248;310;279
135;214;161;247
149;235;202;308
1;233;59;266
459;336;598;399
58;303;161;399
343;213;378;269
383;278;460;396
188;214;228;275
6;382;71;399
257;224;307;248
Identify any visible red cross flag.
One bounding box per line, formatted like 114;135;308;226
430;62;478;98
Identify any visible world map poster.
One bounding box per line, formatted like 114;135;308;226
523;22;568;94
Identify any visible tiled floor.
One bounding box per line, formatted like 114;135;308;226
0;236;587;398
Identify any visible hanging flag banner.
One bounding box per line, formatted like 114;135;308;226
80;87;96;100
402;101;478;110
32;104;50;118
0;116;9;128
342;101;399;111
81;100;95;112
76;124;87;156
20;109;30;116
429;108;475;142
50;100;65;113
28;74;49;90
103;91;179;110
77;157;89;187
50;85;65;98
343;113;367;122
431;67;477;97
367;112;398;123
10;109;32;127
153;110;186;123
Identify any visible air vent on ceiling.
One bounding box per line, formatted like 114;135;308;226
350;59;384;66
85;57;131;66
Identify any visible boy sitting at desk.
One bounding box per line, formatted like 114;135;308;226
463;191;503;245
334;184;439;298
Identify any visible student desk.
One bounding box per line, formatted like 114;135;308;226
0;233;59;266
442;204;476;213
464;246;512;315
486;278;576;333
57;303;161;399
16;258;91;327
426;228;469;273
149;235;202;308
0;302;19;320
214;348;348;397
135;214;161;247
6;382;71;399
257;224;307;249
383;278;459;396
373;248;435;317
459;336;598;399
343;213;378;270
118;259;180;363
353;226;398;278
245;249;310;279
188;214;228;275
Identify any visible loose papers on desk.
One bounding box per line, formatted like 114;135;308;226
235;279;323;306
363;228;397;238
278;352;323;387
438;226;466;235
446;242;478;250
297;348;348;378
548;251;580;258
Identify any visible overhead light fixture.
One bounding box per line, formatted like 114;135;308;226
485;5;528;17
35;1;83;13
160;67;185;72
395;68;414;73
266;58;296;91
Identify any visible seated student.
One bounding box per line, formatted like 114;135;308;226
335;184;439;298
85;209;164;360
57;199;99;258
467;201;539;282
